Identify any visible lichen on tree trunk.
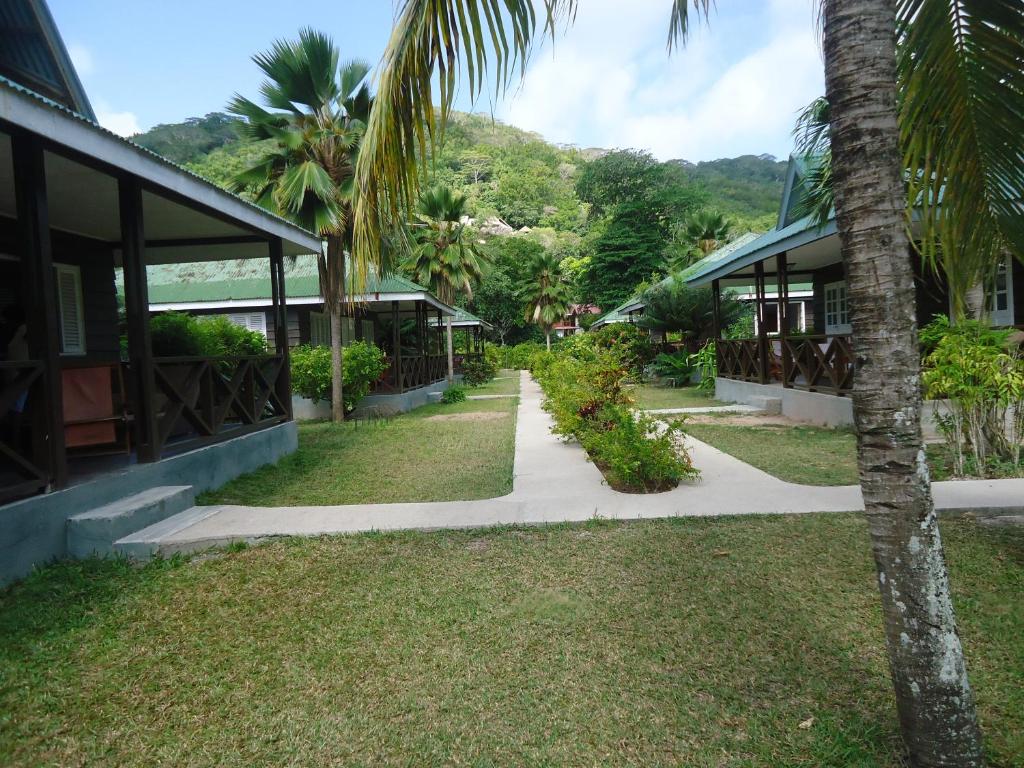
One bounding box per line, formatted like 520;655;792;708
823;1;984;765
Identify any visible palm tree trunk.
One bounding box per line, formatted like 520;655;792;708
321;235;345;423
330;304;344;423
446;315;455;385
823;2;984;765
545;331;551;352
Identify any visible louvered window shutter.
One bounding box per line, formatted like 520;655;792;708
55;264;86;355
228;312;267;337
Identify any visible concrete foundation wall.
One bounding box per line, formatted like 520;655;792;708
0;421;298;586
351;378;455;417
715;378;854;427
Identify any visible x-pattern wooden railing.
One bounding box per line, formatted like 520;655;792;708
780;336;854;395
152;355;288;455
399;354;447;391
717;339;762;382
0;360;49;503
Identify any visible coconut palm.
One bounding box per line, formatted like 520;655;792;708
228;29;371;422
349;2;1021;761
405;185;488;382
523;252;572;351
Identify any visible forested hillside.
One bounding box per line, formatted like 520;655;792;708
133;111;787;336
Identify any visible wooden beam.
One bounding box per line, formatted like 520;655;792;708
269;237;292;419
119;175;160;462
711;278;722;341
12;132;67;489
392;300;402;392
754;260;769;385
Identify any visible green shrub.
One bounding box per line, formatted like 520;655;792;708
195;315;266;357
462;355;498;386
290;341;387;413
499;341;546;369
533;350;698;492
690;341;717;394
922;321;1023;477
150;312;204;357
650;350;694;384
589;323;657;378
441;386;467;404
148;312;266;358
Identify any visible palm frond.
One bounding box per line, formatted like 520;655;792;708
352;0;577;292
898;0;1024;316
667;0;713;53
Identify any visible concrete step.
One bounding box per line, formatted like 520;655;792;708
67;485;195;558
113;505;223;561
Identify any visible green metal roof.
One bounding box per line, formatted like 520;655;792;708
137;256;433;304
591;298;638;328
429;307;493;330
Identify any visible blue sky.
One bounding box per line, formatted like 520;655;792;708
51;0;824;162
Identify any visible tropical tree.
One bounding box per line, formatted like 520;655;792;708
229;29;371;422
523;252;572;350
405;185;487;382
638;277;744;344
684;209;732;258
350;1;1015;761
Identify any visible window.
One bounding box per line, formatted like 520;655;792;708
55;264;85;355
227;312;267;337
361;319;374;344
824;281;851;335
989;257;1015;327
309;311;331;347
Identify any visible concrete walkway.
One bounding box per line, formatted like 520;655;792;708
144;371;1024;554
644;404;763;416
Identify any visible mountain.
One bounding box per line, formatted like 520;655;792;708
131;112;785;230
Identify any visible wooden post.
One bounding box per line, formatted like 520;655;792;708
754;259;769;384
119;176;160;462
269;237;292;419
391;300;402;391
12;133;67;489
711;278;722;341
777;252;791;389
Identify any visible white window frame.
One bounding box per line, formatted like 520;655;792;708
989;257;1015;327
227;312;267;338
824;281;852;335
54;263;86;355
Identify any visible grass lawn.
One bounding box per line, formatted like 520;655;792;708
198;397;516;506
628;384;724;410
685;423;859;485
463;369;520;396
1;515;1020;766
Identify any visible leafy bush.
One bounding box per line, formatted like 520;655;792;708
724;308;755;340
690;341;717;394
149;312;266;358
922;321;1023;477
638;276;746;341
588;323;657;378
150;312;205;357
533;351;698;492
499;341;546;369
919;314;952;356
650;351;694;383
441;386;467;404
462;355;498;386
195;315;267;357
290;341;387;413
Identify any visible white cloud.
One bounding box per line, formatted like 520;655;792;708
67;43;94;77
95;106;142;137
497;0;824;161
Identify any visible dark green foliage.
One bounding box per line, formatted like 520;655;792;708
677;154;788;228
290;341;387;412
461;356;498;386
133;112;241;164
534;352;697;492
441;386;468;404
575;149;661;217
650;351;694;382
638;276;746;341
587;323;658;378
498;342;547;369
581;202;668;309
148;312;266;358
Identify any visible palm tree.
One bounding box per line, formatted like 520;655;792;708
349;2;1018;762
684;209;732;258
405;185;487;382
228;29;371;422
523;252;572;351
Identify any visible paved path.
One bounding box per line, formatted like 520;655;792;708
644;405;763;415
148;371;1024;553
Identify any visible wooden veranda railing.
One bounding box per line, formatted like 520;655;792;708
397;354;447;391
717;335;854;395
150;355;289;456
779;336;854;395
0;360;49;503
